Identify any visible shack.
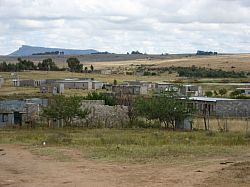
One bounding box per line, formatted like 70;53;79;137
189;97;250;117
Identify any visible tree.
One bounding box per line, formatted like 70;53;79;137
38;58;59;71
84;91;116;106
42;95;89;127
67;57;83;72
85;67;88;72
205;91;213;97
230;90;242;98
213;90;218;96
113;79;118;85
90;64;94;72
135;94;191;129
218;88;227;97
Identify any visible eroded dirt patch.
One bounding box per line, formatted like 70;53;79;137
201;161;250;187
1;144;250;187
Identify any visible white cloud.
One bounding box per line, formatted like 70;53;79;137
0;0;250;54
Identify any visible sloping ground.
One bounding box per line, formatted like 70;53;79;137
1;54;249;71
154;54;250;72
0;144;250;187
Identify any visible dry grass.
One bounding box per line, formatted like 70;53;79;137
154;54;250;72
193;118;250;133
1;128;250;163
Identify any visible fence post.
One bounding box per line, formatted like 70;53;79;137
246;118;249;135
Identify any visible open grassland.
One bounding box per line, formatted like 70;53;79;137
153;54;250;72
1;128;250;163
1;54;250;71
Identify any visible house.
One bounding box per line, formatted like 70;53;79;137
0;75;4;88
40;83;64;94
155;82;179;93
124;80;156;90
0;111;14;126
55;79;92;89
101;70;112;75
13;79;46;87
103;83;113;91
236;88;250;95
189;97;250;117
55;78;103;90
92;81;104;90
0;98;48;127
180;85;202;97
100;69;119;75
45;79;61;85
112;85;148;95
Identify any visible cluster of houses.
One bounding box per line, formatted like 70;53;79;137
12;78;105;94
0;73;249;129
111;80;203;97
10;77;204;97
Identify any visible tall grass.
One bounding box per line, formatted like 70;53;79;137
1;128;250;163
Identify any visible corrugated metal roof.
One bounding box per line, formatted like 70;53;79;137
189;97;236;102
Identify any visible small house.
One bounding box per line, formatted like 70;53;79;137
13;79;46;87
236;88;250;95
40;83;64;94
180;85;202;97
92;81;104;90
112;85;148;95
55;79;92;89
189;97;250;117
101;70;112;75
124;80;156;90
155;82;178;93
0;111;14;126
0;98;48;127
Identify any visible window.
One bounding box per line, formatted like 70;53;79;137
2;114;8;122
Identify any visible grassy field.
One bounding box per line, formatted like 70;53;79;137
154;54;250;72
1;54;250;71
1;128;250;163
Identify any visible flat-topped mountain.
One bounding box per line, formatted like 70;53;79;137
9;45;99;56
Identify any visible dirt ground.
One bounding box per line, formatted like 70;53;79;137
0;144;250;187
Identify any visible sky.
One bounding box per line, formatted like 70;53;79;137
0;0;250;55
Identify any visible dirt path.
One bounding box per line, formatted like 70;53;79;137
0;145;250;187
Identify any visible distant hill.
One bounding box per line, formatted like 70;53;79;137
9;45;99;56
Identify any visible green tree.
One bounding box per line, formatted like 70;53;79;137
38;58;59;71
218;88;227;96
205;91;213;97
90;64;94;72
113;79;118;85
135;95;191;129
67;57;83;72
230;90;242;98
43;95;89;127
213;90;218;96
84;91;116;106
